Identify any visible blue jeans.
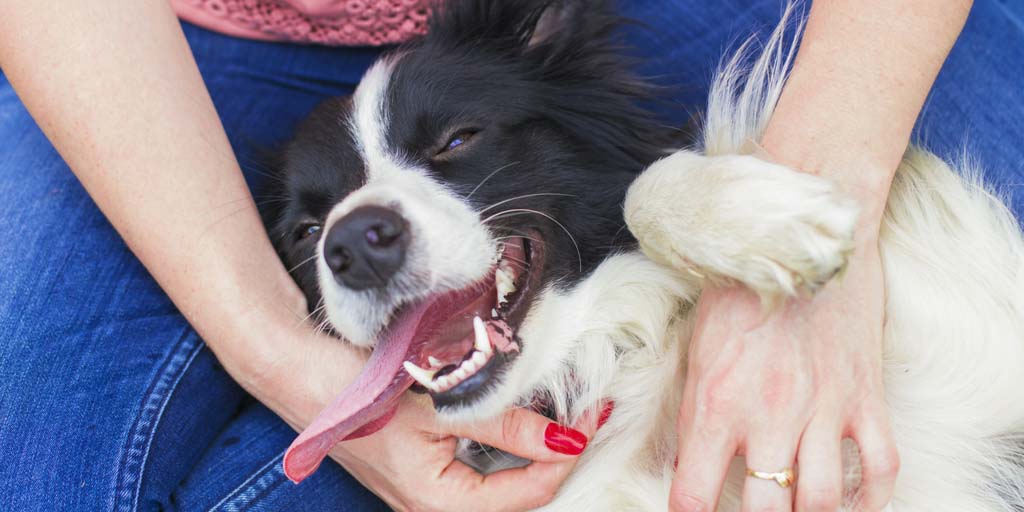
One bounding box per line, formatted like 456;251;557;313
1;1;1020;510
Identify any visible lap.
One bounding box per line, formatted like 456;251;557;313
175;402;387;512
917;0;1024;215
0;22;385;511
2;3;1018;509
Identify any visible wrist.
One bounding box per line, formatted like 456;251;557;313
760;132;892;249
196;263;311;393
227;304;369;430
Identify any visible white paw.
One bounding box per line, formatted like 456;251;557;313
625;151;859;299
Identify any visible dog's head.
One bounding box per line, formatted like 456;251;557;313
264;0;673;481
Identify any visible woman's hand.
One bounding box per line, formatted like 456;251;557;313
249;315;606;512
662;1;970;510
669;236;898;512
332;395;606;512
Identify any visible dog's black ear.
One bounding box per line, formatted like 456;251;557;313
527;2;574;47
424;0;614;55
420;0;673;170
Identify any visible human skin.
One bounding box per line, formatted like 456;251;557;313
669;1;972;511
0;2;596;510
0;0;974;510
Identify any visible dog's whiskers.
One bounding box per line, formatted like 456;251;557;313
493;234;546;249
479;193;577;215
465;162;521;199
498;255;531;270
300;300;328;327
484;208;583;272
288;254;320;275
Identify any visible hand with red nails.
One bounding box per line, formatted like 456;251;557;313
327;394;608;512
668;2;969;511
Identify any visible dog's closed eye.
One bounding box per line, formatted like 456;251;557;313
435;129;478;158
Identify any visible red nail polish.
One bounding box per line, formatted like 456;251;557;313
544;423;588;455
597;400;615;429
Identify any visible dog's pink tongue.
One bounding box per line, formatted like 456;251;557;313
283;302;431;484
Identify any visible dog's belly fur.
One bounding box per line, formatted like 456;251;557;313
465;26;1024;512
527;151;1024;512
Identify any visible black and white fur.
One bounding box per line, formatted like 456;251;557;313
263;1;1024;509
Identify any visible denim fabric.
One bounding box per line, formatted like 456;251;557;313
0;1;1020;511
618;0;1024;216
0;22;388;512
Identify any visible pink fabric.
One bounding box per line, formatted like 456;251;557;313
171;0;431;46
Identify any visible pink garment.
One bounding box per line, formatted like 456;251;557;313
171;0;431;46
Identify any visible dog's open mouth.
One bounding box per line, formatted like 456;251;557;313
404;236;538;405
283;235;543;483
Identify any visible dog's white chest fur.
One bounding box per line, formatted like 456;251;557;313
465;24;1024;512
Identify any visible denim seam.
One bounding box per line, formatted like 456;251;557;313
207;452;288;512
112;330;204;512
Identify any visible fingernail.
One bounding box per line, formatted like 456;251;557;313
597;400;615;429
544;423;588;455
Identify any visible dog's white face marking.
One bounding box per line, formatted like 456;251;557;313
309;58;645;425
316;58;496;347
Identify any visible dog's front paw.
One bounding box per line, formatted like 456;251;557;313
625;151;859;299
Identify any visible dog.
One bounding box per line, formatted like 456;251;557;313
260;1;1024;509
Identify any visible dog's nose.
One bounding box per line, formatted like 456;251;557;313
323;205;409;290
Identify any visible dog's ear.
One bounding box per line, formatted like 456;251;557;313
421;0;673;171
526;1;582;48
425;0;614;55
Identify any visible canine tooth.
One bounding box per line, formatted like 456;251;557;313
472;350;488;366
496;266;517;303
473;316;492;354
491;308;499;319
496;280;515;304
428;356;443;368
403;361;438;387
496;268;513;288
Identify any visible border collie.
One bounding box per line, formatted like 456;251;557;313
261;1;1024;509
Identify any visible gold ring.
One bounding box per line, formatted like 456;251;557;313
745;467;795;488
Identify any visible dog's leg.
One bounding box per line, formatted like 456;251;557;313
624;150;859;300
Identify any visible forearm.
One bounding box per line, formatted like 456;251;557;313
0;2;361;392
762;0;971;229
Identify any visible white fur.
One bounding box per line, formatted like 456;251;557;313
318;13;1024;512
318;56;496;346
521;17;1024;512
625;151;859;299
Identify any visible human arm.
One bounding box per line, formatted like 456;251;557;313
0;2;593;509
669;1;971;511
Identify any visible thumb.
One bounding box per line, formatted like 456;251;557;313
445;402;612;463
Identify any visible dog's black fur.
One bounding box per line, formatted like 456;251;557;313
261;0;676;315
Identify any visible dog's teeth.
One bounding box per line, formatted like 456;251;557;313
472;350;488;366
495;268;516;304
403;361;438;387
491;308;499;319
428;356;443;368
436;375;453;391
473;316;492;354
452;367;468;381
